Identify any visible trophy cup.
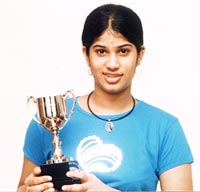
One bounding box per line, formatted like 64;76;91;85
27;90;81;190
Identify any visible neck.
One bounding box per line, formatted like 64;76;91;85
87;90;134;115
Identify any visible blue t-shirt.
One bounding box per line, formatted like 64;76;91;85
23;98;193;191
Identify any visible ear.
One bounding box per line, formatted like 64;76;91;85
136;45;145;67
82;46;90;67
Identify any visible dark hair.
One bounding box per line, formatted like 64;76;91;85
82;4;144;55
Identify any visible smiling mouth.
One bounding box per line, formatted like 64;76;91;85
103;73;122;84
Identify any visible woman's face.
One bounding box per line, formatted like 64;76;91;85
83;29;144;94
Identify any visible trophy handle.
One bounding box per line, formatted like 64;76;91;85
27;96;41;124
63;90;76;123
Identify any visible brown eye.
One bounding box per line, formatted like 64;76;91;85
97;49;106;54
119;48;129;54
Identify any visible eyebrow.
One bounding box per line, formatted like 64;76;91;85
118;43;133;48
92;43;133;49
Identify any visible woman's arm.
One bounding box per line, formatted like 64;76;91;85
159;163;193;191
17;156;54;192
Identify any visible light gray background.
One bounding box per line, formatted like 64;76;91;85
0;0;199;190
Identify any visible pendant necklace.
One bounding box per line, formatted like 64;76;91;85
87;91;135;132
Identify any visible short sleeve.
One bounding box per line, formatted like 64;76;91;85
23;119;51;165
157;119;193;176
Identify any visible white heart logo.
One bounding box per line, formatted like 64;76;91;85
76;135;123;172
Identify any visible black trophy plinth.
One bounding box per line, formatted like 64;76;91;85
40;161;81;191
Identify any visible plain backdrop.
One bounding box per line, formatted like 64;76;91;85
0;0;199;190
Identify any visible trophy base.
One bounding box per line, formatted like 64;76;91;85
40;161;81;191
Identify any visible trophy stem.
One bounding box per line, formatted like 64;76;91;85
47;127;70;164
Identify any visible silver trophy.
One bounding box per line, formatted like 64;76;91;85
27;90;81;190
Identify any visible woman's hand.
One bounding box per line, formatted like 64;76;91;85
61;170;119;192
23;166;55;192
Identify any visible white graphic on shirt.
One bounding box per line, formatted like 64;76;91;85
76;135;122;172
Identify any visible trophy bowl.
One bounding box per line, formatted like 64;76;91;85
27;90;81;190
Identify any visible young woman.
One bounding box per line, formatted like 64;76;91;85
18;4;193;192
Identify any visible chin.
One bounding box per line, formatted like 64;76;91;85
103;87;129;95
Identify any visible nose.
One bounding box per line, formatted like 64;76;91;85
106;53;120;70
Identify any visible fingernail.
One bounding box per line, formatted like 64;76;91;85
35;167;40;171
62;185;67;191
66;171;71;177
47;182;54;188
47;176;52;181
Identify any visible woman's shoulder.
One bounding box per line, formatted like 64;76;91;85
136;100;178;121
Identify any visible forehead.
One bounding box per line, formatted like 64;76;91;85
93;29;130;46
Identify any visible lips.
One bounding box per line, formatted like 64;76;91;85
103;73;122;84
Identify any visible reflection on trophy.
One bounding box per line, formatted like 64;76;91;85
27;90;81;190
